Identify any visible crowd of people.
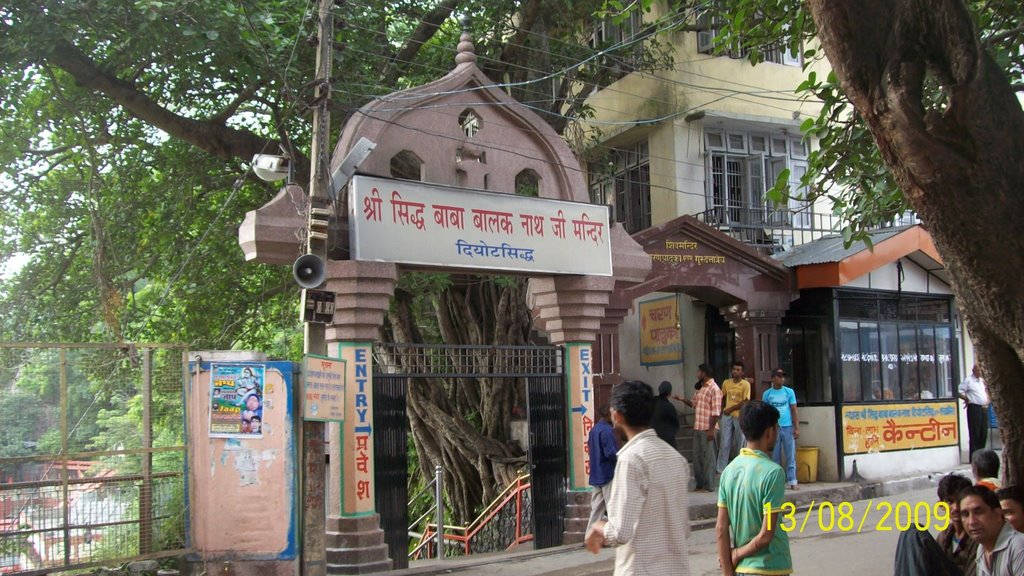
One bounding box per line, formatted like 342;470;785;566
893;449;1024;576
582;364;1022;576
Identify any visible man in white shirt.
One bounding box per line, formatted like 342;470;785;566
585;380;691;575
959;364;990;458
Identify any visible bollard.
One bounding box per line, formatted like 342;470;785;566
435;465;444;560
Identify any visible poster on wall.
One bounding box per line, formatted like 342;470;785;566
841;401;958;454
209;363;266;438
639;295;682;366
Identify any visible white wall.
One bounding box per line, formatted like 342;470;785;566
843;259;952;294
843;446;960;481
797;406;839;482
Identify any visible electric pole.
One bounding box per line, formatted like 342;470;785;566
302;0;332;575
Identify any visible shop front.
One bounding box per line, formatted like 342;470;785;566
605;222;969;483
778;225;965;482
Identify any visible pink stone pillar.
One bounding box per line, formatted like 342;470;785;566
321;260;398;574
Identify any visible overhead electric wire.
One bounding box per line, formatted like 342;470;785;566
335;9;808;107
330;18;813;135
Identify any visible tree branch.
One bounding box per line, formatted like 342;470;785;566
209;79;268;123
21;145;72;158
380;0;464;87
37;39;307;174
984;23;1024;44
486;0;546;81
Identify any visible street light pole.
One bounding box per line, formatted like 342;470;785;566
302;0;333;575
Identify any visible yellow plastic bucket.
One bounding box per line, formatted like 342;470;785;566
796;447;819;484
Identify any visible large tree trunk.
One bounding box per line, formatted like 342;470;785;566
386;275;533;522
807;0;1024;483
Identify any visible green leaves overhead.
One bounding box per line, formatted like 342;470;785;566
0;0;678;350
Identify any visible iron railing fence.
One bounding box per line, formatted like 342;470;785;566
373;344;563;378
0;343;189;575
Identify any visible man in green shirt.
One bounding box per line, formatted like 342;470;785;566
716;400;792;575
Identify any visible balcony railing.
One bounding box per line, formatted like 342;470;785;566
693;205;920;255
694;205;838;255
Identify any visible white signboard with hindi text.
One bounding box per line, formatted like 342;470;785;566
349;175;613;276
303;354;346;422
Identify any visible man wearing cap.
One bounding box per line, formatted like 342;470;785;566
762;369;799;490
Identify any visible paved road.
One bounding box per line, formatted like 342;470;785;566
413;487;941;575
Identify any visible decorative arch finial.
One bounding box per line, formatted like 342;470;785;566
455;17;476;66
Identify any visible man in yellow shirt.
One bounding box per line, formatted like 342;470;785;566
718;361;751;474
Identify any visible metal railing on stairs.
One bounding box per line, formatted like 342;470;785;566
407;466;444;560
409;473;533;559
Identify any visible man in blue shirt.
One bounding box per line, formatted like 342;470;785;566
762;369;799;490
587;403;618;532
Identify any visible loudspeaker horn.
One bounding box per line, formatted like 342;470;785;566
292;254;325;289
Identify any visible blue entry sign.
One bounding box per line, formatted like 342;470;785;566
303;354;346;422
990;405;999;429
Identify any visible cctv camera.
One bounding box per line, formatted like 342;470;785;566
251;154;290;182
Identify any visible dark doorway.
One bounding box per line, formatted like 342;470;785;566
706;306;736;382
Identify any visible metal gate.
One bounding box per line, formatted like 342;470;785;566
525;374;566;549
372;343;566;569
0;343;189;575
372;375;408;570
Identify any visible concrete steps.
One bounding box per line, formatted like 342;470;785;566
325;515;393;575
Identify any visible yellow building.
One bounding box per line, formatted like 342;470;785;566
580;3;982;483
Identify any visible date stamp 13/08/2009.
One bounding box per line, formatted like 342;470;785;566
764;500;952;534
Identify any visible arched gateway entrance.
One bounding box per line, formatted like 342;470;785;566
239;29;650;573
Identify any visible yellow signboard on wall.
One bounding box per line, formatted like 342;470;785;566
639;295;682;366
842;401;958;454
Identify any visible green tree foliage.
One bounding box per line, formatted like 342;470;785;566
0;388;46;461
1;0;681;523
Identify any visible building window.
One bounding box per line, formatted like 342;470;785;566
459;109;481;138
588;141;650;233
515;169;540;197
838;294;955;402
390;150;423;181
590;9;645;77
705;128;810;229
780;322;831;404
696;4;801;66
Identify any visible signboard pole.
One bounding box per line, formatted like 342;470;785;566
301;1;332;575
